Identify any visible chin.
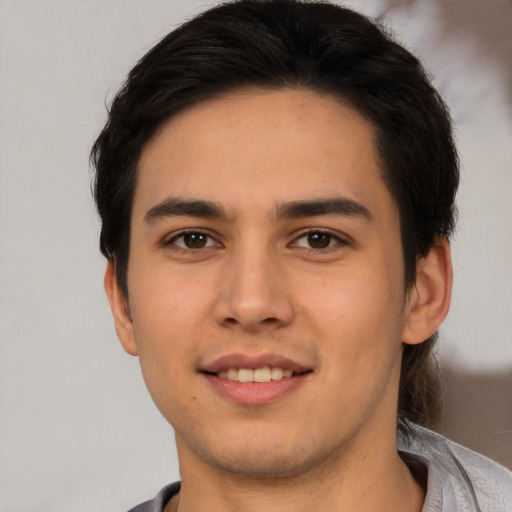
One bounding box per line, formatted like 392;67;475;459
191;435;343;480
209;455;320;480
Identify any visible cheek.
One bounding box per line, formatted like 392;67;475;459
308;269;404;413
127;268;213;385
297;259;405;362
128;273;207;418
303;261;402;321
130;267;211;333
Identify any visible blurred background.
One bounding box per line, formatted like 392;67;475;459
0;0;510;510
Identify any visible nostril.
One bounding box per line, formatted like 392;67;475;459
223;317;278;325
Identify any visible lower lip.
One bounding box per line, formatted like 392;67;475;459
203;373;310;405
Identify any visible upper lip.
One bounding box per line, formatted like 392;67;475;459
200;353;312;374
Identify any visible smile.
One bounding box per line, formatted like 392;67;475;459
216;367;295;382
201;354;313;404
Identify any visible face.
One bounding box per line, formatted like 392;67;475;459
111;88;417;478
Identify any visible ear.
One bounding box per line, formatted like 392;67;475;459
104;261;138;356
402;237;453;345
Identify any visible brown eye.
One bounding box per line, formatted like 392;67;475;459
292;230;345;251
182;232;208;248
307;232;332;249
169;231;217;250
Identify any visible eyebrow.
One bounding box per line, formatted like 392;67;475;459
143;196;372;225
275;198;372;221
144;198;226;224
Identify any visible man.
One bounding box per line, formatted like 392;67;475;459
91;1;512;511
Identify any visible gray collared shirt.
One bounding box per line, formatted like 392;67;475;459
399;424;512;511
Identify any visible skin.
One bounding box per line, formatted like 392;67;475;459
105;88;452;512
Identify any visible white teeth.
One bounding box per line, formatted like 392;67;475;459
217;367;295;382
270;367;284;380
227;368;238;381
238;368;254;383
254;367;272;383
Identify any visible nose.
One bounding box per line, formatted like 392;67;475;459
213;245;295;333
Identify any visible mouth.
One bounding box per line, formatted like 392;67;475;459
204;366;311;383
200;354;313;404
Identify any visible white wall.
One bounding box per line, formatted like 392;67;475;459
0;1;510;510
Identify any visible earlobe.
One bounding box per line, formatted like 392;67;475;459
402;237;453;345
104;261;138;356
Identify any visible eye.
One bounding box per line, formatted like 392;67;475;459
167;231;218;250
293;231;345;250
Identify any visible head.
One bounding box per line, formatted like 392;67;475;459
92;0;458;437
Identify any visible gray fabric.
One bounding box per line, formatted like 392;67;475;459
398;424;512;511
128;426;512;512
127;482;180;512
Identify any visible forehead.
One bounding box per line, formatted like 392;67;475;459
134;87;394;221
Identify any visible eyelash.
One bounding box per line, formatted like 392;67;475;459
293;229;348;252
164;230;220;252
163;229;349;253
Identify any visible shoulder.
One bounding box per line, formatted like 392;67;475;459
126;482;181;512
399;424;512;511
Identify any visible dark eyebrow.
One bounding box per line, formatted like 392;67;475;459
144;197;226;224
275;198;372;221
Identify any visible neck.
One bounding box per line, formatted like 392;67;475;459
171;424;425;512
